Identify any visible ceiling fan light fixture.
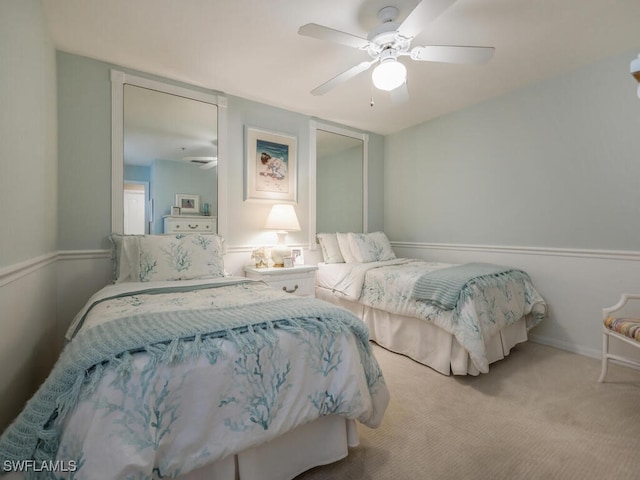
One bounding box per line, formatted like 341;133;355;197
372;58;407;91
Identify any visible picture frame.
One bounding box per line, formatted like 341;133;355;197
290;247;304;266
283;256;294;268
175;194;200;214
171;206;181;216
245;126;297;202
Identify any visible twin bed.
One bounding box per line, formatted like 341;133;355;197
315;232;547;376
0;233;388;480
1;230;546;479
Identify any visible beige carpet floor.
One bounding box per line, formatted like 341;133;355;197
296;341;640;480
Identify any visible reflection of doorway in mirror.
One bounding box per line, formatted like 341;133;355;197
123;182;148;234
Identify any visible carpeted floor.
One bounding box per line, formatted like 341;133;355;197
296;341;640;480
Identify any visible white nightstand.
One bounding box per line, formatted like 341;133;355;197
244;265;318;297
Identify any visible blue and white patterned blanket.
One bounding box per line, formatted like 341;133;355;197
0;278;388;479
317;260;546;373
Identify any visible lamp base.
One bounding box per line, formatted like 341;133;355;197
270;245;291;268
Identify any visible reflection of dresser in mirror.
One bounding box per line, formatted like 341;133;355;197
163;215;217;234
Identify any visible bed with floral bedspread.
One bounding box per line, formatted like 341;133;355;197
0;275;388;480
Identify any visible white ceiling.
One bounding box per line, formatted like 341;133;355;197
42;0;640;136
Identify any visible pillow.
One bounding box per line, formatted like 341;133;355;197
317;233;344;264
109;234;142;283
336;232;359;263
347;231;396;263
136;233;226;282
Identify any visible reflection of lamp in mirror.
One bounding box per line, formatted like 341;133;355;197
264;204;301;267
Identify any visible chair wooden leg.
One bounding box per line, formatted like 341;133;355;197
598;330;609;383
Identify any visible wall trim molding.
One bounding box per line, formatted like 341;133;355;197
391;241;640;262
0;250;111;287
57;249;111;261
0;252;58;287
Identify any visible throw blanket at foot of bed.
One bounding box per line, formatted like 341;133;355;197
0;280;388;479
412;262;532;310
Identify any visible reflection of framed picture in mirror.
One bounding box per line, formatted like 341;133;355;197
290;248;304;265
176;194;200;214
171;206;181;216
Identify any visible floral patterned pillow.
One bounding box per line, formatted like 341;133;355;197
109;233;143;283
347;232;396;263
136;233;226;282
336;232;359;263
317;233;345;264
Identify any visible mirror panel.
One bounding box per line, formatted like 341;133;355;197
316;130;363;232
309;121;368;247
111;70;227;237
123;85;218;234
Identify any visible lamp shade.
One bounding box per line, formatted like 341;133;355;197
264;204;301;232
372;59;407;91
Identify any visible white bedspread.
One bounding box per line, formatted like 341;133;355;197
5;279;388;479
317;260;546;373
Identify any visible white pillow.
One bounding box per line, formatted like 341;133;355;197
109;234;142;283
137;233;226;282
317;233;344;264
336;232;359;263
347;232;396;263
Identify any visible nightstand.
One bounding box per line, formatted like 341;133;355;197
244;265;318;297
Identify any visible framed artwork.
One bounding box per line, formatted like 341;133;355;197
290;247;304;266
245;126;297;202
175;194;200;214
171;206;181;216
283;256;294;268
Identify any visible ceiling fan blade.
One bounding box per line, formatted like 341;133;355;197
298;23;371;50
311;60;377;96
389;82;409;105
397;0;456;40
410;45;495;64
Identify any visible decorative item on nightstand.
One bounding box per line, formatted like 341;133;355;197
264;204;301;267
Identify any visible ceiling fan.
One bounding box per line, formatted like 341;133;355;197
298;0;494;100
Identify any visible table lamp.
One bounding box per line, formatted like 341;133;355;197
264;204;301;267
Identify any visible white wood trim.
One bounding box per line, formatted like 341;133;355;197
0;252;58;287
110;70;227;237
57;250;111;261
391;241;640;261
0;250;111;287
308;120;317;249
111;70;125;234
216;96;228;240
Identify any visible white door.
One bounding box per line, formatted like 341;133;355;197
123;184;146;234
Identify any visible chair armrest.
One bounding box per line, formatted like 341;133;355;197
603;293;640;319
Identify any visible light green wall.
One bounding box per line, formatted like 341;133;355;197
56;52;385;249
0;0;58;268
0;0;59;431
385;50;640;251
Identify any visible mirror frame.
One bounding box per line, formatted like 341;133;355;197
111;69;228;236
309;120;368;248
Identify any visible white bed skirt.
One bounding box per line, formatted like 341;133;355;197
316;287;528;376
180;416;358;480
4;416;357;480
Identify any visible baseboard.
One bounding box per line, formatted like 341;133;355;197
528;334;600;360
